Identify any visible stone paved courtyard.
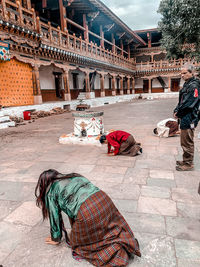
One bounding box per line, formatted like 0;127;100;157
0;98;200;267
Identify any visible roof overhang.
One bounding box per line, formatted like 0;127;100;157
88;0;146;46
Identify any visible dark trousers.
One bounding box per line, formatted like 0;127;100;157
180;129;194;165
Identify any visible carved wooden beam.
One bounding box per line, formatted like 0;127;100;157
127;38;134;45
104;23;115;32
117;32;126;39
87;11;100;22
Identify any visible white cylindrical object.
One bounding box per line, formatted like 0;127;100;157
72;111;104;137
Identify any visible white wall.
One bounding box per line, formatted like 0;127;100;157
69;70;85;90
135;78;143;88
78;72;85;90
135;76;181;89
162;77;168;87
39;65;63;90
104;75;110;89
94;73;100;89
152;78;163;88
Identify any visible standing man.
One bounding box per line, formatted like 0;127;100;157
174;64;200;171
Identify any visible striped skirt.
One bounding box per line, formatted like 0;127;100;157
165;120;179;136
70;190;141;266
119;135;141;157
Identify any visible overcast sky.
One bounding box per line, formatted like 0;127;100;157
100;0;161;31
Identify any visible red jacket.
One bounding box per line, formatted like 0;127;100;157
106;131;130;155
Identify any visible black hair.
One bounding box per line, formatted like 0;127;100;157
99;135;107;144
35;169;83;220
153;128;158;135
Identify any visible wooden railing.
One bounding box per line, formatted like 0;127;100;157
134;46;161;54
0;0;135;71
0;0;36;30
136;59;200;71
37;20;135;70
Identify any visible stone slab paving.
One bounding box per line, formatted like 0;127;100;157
149;169;174;180
0;98;200;266
138;196;177;216
147;178;177;188
177;202;200;219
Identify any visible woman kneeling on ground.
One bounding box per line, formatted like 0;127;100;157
99;130;142;157
35;169;141;266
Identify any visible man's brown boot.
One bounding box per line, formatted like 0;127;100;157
176;164;194;171
176;161;184;166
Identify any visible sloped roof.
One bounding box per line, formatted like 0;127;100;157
67;0;146;46
89;0;146;45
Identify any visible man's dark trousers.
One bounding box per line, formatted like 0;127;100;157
180;129;194;165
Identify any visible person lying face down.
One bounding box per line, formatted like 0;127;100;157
35;169;141;266
99;130;142;156
153;118;180;138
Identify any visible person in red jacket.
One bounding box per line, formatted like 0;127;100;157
99;130;142;157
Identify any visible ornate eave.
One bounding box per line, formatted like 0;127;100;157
88;0;146;46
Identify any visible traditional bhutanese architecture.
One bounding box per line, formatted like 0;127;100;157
0;0;199;108
134;28;200;94
0;0;146;107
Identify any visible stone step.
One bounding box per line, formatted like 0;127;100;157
0;115;10;122
77;92;87;100
0;110;5;116
77;92;95;100
0;120;15;129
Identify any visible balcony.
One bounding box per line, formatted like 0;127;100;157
38;21;135;71
0;0;36;30
0;0;135;72
136;59;200;73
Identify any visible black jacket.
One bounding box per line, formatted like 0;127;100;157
174;77;200;129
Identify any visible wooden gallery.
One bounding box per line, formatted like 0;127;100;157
0;0;199;107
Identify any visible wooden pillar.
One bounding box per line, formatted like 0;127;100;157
128;45;130;60
26;0;31;9
32;8;37;32
148;78;152;93
147;32;152;48
83;14;89;41
85;72;91;98
100;74;105;97
1;0;7;20
111;75;116;96
17;1;23;25
32;66;42;104
112;33;115;53
120;77;123;95
63;70;71;101
132;78;135;94
59;0;67;31
127;77;130;94
120;40;124;56
48;21;52;42
168;76;171;92
100;25;104;48
36;16;41;34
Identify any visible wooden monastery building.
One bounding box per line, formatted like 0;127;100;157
0;0;199;108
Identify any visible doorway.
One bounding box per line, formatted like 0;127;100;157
53;72;63;98
171;78;180;92
143;79;149;93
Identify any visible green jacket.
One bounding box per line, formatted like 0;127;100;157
45;176;99;241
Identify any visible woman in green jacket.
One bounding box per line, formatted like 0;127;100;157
35;169;141;266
